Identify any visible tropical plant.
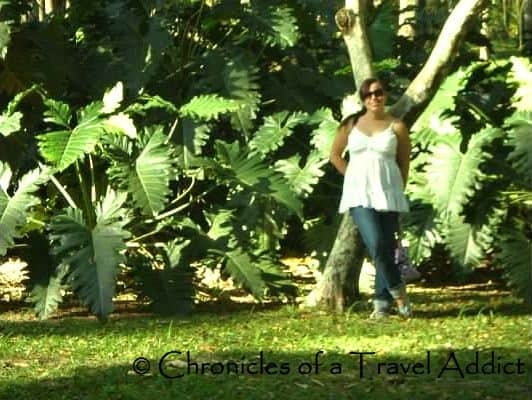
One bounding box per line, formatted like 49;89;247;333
402;57;531;301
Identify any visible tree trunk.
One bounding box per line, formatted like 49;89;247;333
522;0;532;56
304;0;488;312
479;6;490;60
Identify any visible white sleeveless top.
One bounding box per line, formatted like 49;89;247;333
338;123;409;213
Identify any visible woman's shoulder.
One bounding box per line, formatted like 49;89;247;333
390;119;408;136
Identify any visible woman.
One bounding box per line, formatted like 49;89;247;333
329;78;412;318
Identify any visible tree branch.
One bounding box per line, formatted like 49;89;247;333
390;0;489;124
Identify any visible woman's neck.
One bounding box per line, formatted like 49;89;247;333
365;109;388;120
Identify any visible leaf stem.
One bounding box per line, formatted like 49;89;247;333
75;161;95;227
170;175;196;205
49;173;77;209
88;154;96;203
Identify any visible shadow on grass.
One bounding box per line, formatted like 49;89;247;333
3;348;530;400
1;282;529;339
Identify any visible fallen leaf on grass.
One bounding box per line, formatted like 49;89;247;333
294;382;308;389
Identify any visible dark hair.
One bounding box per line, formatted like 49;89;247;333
358;77;385;101
339;77;386;130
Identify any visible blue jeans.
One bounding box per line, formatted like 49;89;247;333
349;207;403;311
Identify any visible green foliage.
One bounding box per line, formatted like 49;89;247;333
274;151;326;196
108;129;174;216
497;221;532;303
223;248;265;299
49;191;130;321
505;110;532;186
179;94;241;121
407;58;532;298
38;100;108;171
423;129;495;218
214;140;303;218
245;4;300;49
0;84;39;136
0;164;47;255
308;108;338;160
249;111;307;158
27;264;67;320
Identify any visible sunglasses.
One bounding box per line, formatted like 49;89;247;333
362;88;385;99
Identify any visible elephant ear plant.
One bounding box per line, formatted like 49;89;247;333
0;75;334;320
402;58;532;302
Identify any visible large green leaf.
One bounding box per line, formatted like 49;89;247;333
181;117;210;158
49;191;130;320
128;131;174;215
274;151;326;196
506;110;532;186
497;220;531;303
442;214;484;271
38;100;107;171
27;264;68;320
249;111;307;158
0;111;22;137
424;129;495;217
246;5;300;49
0;84;40;136
125;94;178;116
179;94;241;121
223;58;261;134
43;98;72;128
0;165;47;255
255;256;297;298
215;141;302;217
401;200;440;265
205;209;234;241
412;69;466;132
223;248;265;299
308;108;338;160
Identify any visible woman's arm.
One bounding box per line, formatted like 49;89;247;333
393;120;411;188
329;122;350;175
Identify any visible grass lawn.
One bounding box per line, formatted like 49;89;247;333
1;283;530;400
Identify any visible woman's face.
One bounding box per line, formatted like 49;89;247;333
362;81;386;112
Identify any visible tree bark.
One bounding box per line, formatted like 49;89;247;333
305;0;488;312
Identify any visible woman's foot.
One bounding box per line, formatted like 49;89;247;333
390;284;412;318
396;301;412;318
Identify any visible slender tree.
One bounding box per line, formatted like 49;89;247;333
305;0;489;311
522;0;532;55
399;0;417;39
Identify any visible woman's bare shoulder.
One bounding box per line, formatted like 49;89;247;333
391;119;409;136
